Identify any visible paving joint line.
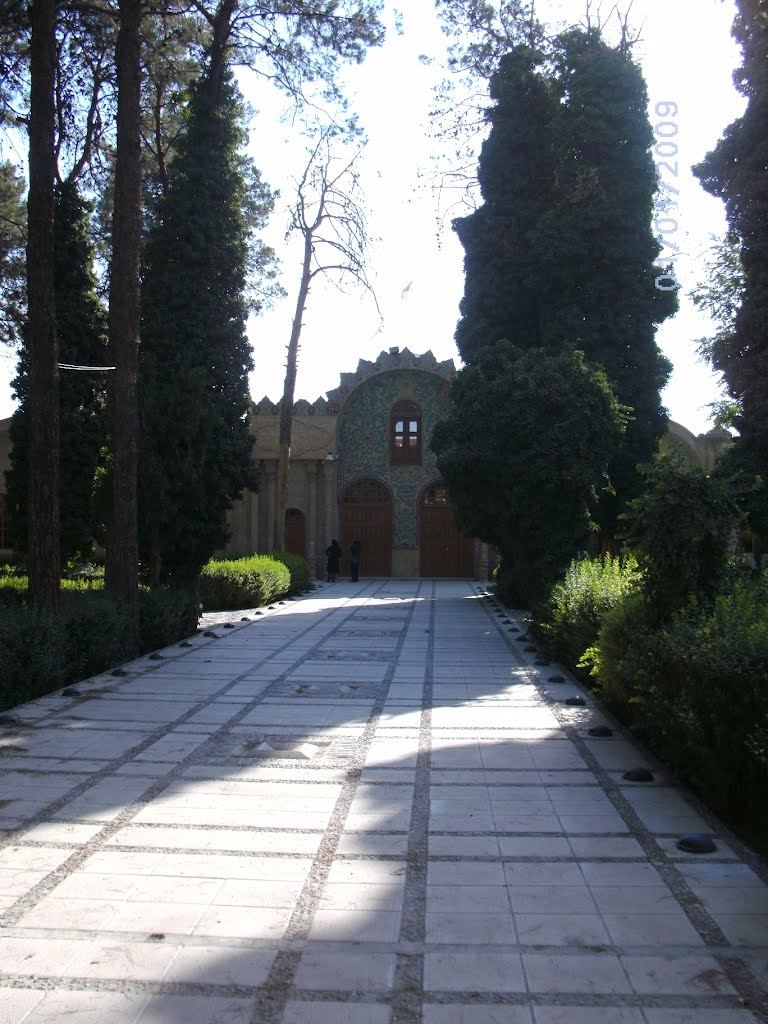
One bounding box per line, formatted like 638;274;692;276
485;592;768;1023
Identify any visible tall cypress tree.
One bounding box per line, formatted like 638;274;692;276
532;29;676;529
435;28;675;601
693;0;768;480
453;44;558;362
6;180;107;563
139;57;269;584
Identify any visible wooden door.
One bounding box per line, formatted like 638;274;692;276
420;482;474;577
285;508;306;558
341;478;392;577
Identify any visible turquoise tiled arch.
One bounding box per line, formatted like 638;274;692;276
336;370;451;549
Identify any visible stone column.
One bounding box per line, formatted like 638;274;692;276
264;460;277;553
323;457;337;548
247;488;259;553
306;461;318;576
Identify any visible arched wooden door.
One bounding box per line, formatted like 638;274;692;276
341;478;392;577
285;508;306;558
420;482;474;577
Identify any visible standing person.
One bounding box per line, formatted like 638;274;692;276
325;539;341;583
349;539;361;582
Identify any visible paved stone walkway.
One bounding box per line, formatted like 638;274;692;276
0;579;767;1024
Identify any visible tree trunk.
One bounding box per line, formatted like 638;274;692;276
105;0;142;655
27;0;60;610
276;231;313;552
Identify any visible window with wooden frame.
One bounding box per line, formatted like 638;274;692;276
390;400;422;465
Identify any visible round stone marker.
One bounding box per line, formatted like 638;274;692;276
240;617;250;622
564;696;587;706
111;668;128;677
179;641;193;648
203;631;220;639
588;725;613;737
677;833;717;854
62;687;81;697
222;623;235;629
623;768;654;782
149;652;164;660
0;712;20;724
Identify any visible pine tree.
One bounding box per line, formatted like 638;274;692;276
139;58;271;584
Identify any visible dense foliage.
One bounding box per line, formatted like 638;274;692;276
433;341;626;605
199;555;292;610
139;64;271;584
693;1;768;562
437;29;675;606
5;180;107;563
534;554;641;679
0;585;199;710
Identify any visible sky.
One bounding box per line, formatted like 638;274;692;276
0;0;746;436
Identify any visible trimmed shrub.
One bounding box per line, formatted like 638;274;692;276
139;586;200;652
0;585;200;709
267;551;312;595
534;554;641;679
199;555;290;610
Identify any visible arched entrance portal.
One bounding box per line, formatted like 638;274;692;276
284;508;306;558
420;482;474;577
341;478;392;577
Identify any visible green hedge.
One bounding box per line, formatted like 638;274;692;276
589;574;768;836
199;555;291;610
534;554;641;680
0;585;200;711
267;551;312;595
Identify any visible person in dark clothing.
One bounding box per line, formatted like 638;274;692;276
349;539;361;582
325;539;342;582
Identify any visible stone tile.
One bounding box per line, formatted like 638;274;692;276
507;885;597;915
533;1010;644;1023
514;912;610;945
601;912;705;945
163;945;276;986
63;939;180;981
427;884;510;914
621;954;735;995
318;882;405;912
193;905;292;940
309;908;402;942
0;937;90;977
283;1004;391;1024
19;989;148;1024
428;861;506;886
642;1013;760;1024
134;994;255;1023
0;986;45;1023
294;950;396;990
424;951;526;991
715;914;768;945
523;953;633;993
425;912;517;944
423;1008;534;1023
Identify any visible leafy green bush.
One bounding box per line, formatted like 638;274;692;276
534;554;641;679
590;573;768;826
199;555;290;610
139;586;200;652
267;551;312;595
621;452;739;621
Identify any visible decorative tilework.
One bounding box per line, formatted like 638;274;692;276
337;370;452;548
